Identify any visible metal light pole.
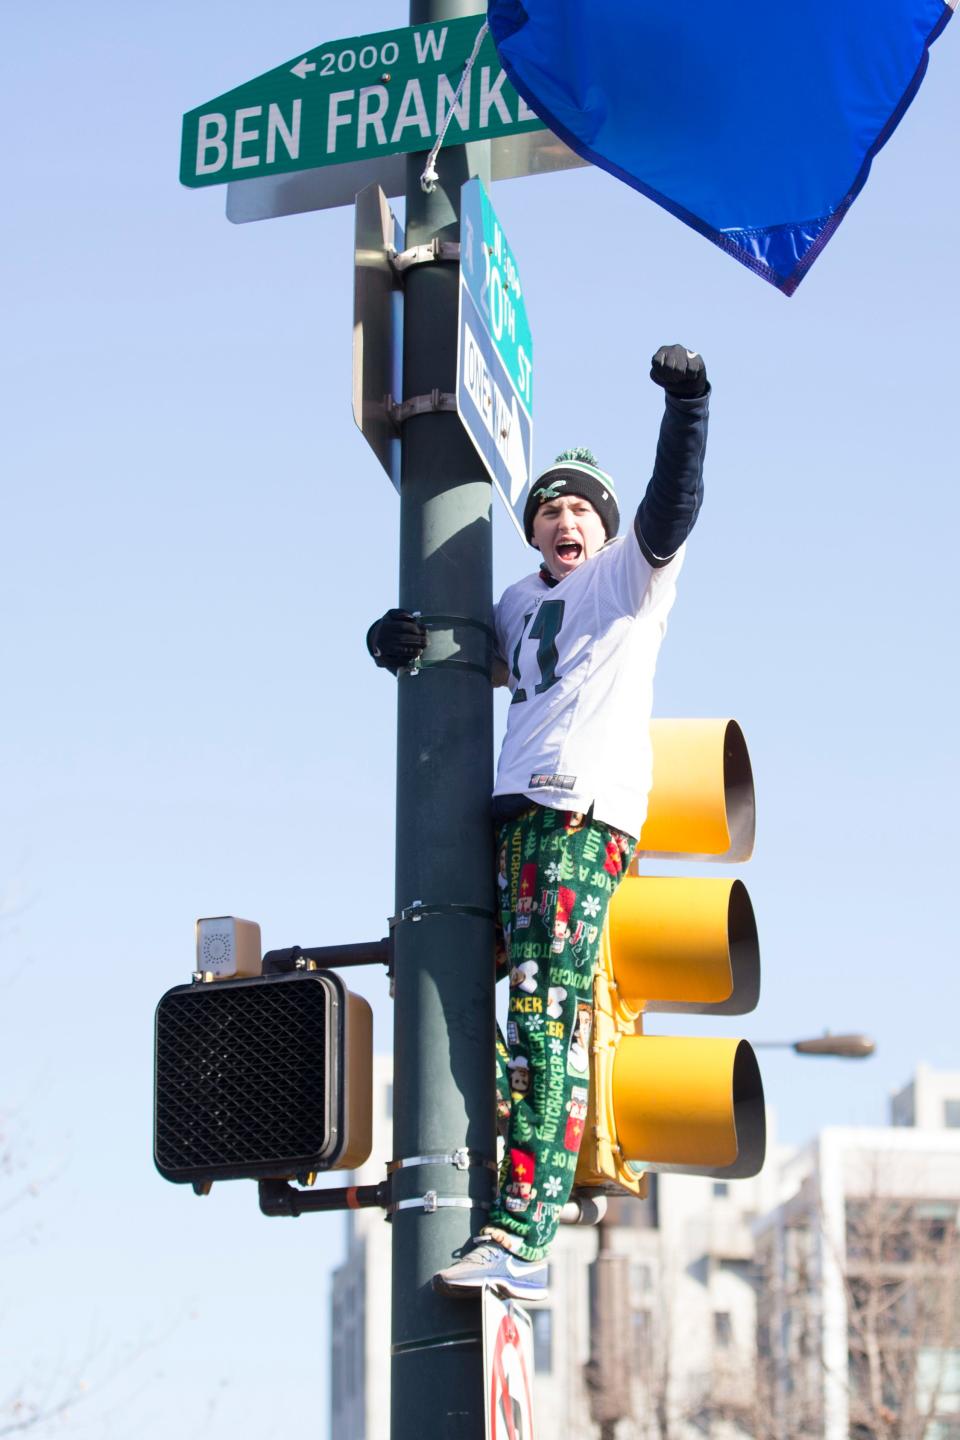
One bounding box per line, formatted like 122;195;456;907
585;1218;634;1440
390;4;494;1438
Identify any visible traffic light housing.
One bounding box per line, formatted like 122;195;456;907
575;720;765;1195
154;919;373;1187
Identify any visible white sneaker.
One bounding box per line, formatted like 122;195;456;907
433;1240;548;1301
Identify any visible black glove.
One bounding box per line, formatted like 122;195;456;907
650;344;708;398
366;609;427;674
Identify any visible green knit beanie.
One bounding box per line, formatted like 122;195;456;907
522;447;620;544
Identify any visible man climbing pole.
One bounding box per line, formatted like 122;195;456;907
367;344;710;1300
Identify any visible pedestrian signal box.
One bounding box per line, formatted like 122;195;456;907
154;966;372;1186
576;719;765;1195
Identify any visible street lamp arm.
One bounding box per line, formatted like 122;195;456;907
752;1032;876;1059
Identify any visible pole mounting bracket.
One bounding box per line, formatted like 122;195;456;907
390;900;496;928
387;390;457;426
386;1191;491;1216
387;1148;498;1175
398;612;496;681
390;239;461;274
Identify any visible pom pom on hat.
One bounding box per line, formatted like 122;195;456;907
554;446;600;466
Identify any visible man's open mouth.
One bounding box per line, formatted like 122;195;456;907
557;541;582;561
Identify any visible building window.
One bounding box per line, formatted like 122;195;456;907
926;1423;960;1440
633;1309;653;1361
714;1311;733;1348
531;1309;553;1373
917;1346;960;1420
915;1200;959;1245
944;1098;960;1128
631;1261;653;1297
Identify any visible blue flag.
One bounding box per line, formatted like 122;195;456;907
487;0;954;294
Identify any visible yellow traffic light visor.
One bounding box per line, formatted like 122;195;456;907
638;719;755;862
613;1035;765;1178
606;876;759;1016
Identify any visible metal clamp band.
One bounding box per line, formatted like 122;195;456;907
386;1191;491;1216
391;1331;482;1357
387;390;457;425
391;239;461;273
415;614;497;644
399;610;495;680
389;901;496;928
387;1148;498;1176
415;658;490;678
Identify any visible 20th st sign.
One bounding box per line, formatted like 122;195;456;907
181;16;544;188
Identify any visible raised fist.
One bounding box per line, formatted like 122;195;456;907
650;345;708;398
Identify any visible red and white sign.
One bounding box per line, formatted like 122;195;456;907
483;1291;536;1440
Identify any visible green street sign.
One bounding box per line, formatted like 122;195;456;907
181;16;544;189
461;177;533;415
457;177;533;536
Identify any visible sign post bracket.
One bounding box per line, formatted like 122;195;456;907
391;239;462;275
388;391;458;426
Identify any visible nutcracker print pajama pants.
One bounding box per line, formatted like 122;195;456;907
482;803;635;1261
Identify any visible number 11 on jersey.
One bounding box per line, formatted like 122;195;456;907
510;599;565;704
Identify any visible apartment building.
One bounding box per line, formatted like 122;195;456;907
755;1068;960;1440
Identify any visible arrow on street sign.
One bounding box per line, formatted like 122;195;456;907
181;16;544;189
456;178;533;543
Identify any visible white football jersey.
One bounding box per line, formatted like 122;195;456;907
493;535;684;838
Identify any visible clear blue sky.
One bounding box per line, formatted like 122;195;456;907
2;2;957;1435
